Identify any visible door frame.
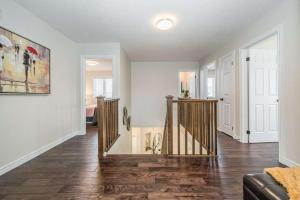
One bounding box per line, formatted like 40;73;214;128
201;62;217;99
218;50;236;138
177;68;200;98
80;55;117;135
239;25;284;144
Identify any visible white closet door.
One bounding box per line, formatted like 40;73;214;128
220;53;235;136
249;49;278;143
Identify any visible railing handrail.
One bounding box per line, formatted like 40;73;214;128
102;98;120;102
172;98;218;103
161;114;168;155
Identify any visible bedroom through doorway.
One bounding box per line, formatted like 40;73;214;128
84;58;113;126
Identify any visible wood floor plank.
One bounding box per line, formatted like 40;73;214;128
0;125;280;199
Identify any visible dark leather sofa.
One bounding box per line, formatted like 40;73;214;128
243;173;289;200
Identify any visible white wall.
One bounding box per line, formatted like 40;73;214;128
109;47;132;154
131;62;199;127
199;0;300;166
0;0;80;173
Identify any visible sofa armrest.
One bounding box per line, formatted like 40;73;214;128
243;173;289;200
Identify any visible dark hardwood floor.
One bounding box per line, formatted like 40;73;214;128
0;125;280;199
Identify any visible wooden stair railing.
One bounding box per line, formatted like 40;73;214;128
161;114;168;155
162;95;218;156
97;96;120;159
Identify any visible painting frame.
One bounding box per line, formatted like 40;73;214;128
0;26;51;95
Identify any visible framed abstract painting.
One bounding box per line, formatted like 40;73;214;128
0;26;50;94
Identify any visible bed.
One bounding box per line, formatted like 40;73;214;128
86;105;97;125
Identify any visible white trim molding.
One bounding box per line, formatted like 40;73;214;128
177;68;200;98
239;25;284;144
0;131;80;176
279;156;300;167
80;55;117;136
218;50;237;139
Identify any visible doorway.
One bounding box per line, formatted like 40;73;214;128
80;56;115;134
246;34;279;143
219;51;235;137
200;62;216;99
178;71;198;98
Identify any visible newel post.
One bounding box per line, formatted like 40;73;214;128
97;96;105;159
166;95;173;155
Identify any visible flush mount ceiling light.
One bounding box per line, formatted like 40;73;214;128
155;18;174;30
86;60;98;66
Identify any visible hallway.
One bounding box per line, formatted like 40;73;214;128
0;126;280;199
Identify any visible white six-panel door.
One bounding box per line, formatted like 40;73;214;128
249;49;279;143
220;53;235;137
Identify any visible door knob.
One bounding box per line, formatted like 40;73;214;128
220;98;224;101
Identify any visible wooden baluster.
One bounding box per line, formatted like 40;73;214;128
97;96;105;159
106;101;108;148
204;102;207;151
106;101;111;150
117;100;119;138
212;102;214;155
113;101;115;142
114;101;116;141
212;102;214;154
196;102;200;154
177;102;180;155
191;103;195;155
194;102;197;154
207;102;212;154
195;102;200;154
109;101;112;147
214;102;218;156
107;102;109;149
166;96;173;155
207;102;209;154
161;113;168;155
206;102;209;154
110;101;112;146
209;102;214;154
207;102;209;151
108;101;113;146
112;101;114;144
184;102;188;155
104;101;107;150
107;101;109;149
111;101;114;142
199;101;203;155
202;102;204;150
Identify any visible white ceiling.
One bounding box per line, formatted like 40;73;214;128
86;59;112;72
14;0;281;61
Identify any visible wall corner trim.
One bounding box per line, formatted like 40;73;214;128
0;131;79;176
279;156;300;167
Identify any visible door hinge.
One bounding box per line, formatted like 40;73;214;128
246;130;250;135
232;126;234;131
246;57;250;62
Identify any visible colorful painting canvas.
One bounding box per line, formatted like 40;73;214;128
0;26;50;94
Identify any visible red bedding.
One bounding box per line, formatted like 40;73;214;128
86;105;96;117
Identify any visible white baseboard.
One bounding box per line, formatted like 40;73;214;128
279;156;300;167
77;130;86;135
0;131;80;176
